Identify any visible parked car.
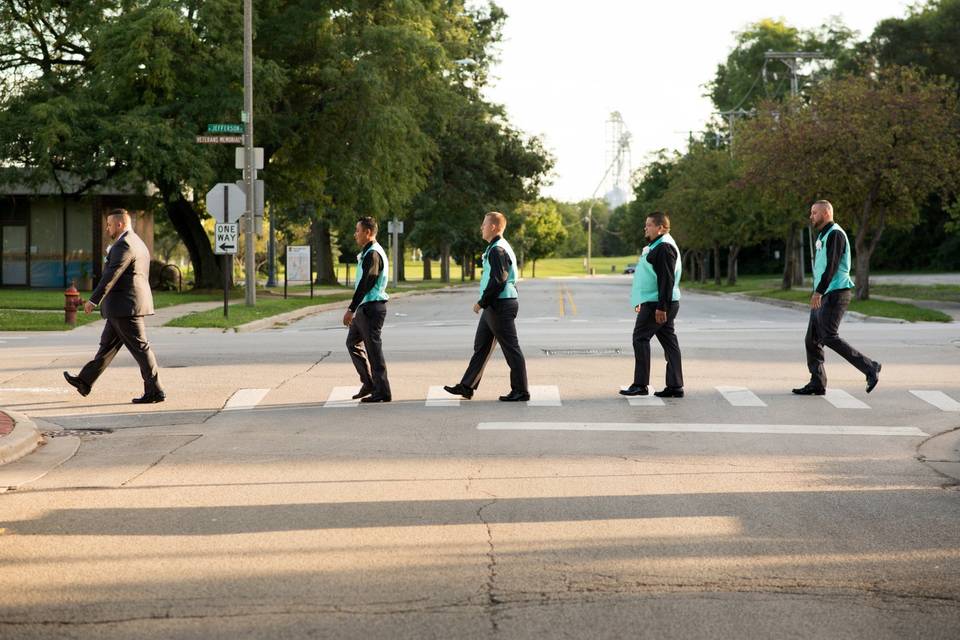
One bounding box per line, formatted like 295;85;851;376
623;263;637;274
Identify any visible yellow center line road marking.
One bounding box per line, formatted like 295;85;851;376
558;285;566;317
565;286;578;315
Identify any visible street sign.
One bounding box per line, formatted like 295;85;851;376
235;147;264;170
196;135;243;144
235;180;264;219
387;220;404;234
208;123;244;134
214;223;239;255
206;183;246;223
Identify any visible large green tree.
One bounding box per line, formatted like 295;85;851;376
513;200;565;278
736;68;960;299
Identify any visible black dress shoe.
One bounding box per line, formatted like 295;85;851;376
63;371;90;397
499;390;531;402
352;385;373;399
653;387;684;398
360;394;391;403
132;391;166;404
619;384;648;396
443;384;474;400
866;362;881;393
791;385;825;396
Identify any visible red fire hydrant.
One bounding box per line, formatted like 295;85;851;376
64;283;83;326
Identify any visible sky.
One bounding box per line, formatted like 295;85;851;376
480;0;914;203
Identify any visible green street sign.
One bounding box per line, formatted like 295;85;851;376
207;123;244;134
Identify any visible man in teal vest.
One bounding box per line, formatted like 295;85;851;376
621;211;684;398
793;200;881;395
444;211;529;402
343;216;392;403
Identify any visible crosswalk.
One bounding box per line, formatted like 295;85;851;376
311;384;960;412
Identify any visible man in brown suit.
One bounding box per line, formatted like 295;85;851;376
64;209;166;404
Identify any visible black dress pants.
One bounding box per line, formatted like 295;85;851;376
461;298;528;393
632;301;683;388
78;316;163;393
805;289;875;389
347;301;391;397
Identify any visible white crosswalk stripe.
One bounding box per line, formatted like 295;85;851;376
477;422;928;436
716;385;766;407
823;388;870;409
426;385;460;407
527;385;562;406
619;389;665;406
324;386;361;408
223;388;270;411
910;390;960;412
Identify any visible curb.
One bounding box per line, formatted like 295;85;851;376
692;289;905;323
0;409;43;466
918;427;960;483
234;285;469;333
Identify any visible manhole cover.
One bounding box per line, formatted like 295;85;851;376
43;428;113;438
541;348;622;357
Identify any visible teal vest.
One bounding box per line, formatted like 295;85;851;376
631;233;682;307
479;237;518;300
355;242;389;306
813;223;854;294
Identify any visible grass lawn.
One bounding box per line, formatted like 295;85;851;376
681;275;782;293
754;289;951;322
0;309;101;331
0;288;241;310
870;283;960;303
165;293;354;329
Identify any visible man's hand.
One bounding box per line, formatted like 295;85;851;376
655;309;667;324
83;301;95;315
634;305;641;314
473;303;481;314
810;293;822;310
342;310;354;326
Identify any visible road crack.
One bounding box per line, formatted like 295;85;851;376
476;497;501;633
120;435;203;486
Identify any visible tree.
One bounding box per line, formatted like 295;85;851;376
406;4;552;283
736;68;960;299
513;201;566;278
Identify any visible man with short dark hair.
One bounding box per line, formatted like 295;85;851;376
343;216;392;403
621;211;684;398
793;200;881;395
444;211;529;402
64;209;165;404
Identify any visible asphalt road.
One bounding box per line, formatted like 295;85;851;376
1;276;959;639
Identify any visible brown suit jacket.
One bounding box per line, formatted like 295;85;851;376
90;231;155;318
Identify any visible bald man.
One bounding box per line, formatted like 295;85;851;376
793;200;881;396
444;211;529;402
64;209;165;404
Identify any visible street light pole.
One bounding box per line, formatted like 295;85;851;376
585;159;618;275
243;0;256;306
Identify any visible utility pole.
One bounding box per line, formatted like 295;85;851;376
718;108;752;150
764;51;825;284
242;0;256;306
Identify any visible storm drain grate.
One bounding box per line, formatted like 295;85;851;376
43;428;113;438
541;348;622;357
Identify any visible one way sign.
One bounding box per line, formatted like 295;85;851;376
214;222;239;255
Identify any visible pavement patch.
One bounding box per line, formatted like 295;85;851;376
477;422;929;436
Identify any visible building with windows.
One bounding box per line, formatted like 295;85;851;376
0;179;154;289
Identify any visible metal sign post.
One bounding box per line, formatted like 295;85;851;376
387;218;404;287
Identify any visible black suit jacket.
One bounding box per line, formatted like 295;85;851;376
90;231;155;318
